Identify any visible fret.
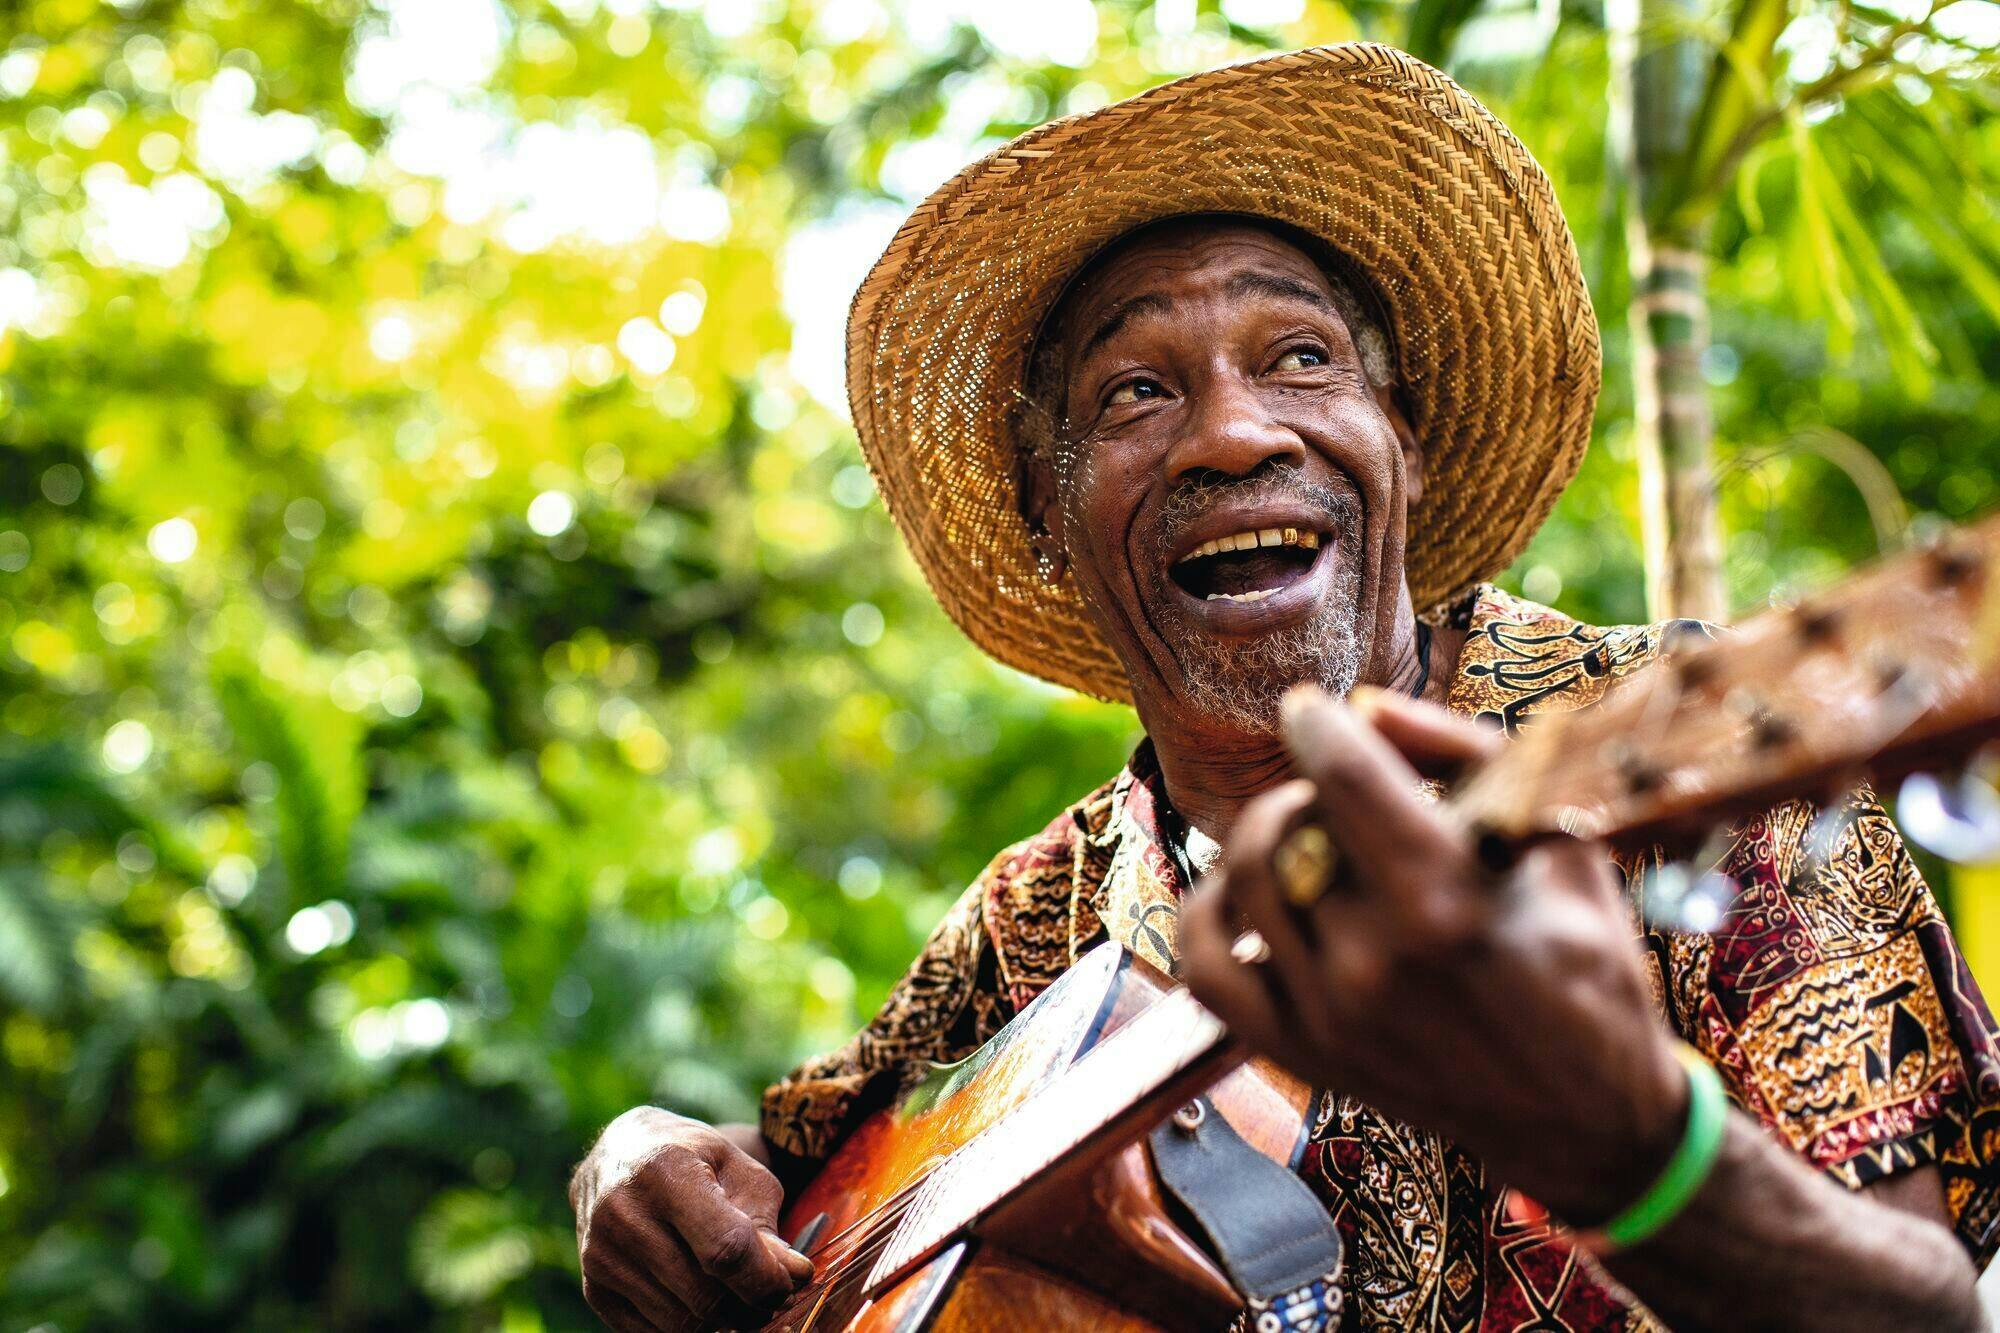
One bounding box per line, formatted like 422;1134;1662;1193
864;987;1226;1292
1451;516;2000;853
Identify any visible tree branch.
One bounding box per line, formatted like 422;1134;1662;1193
1675;11;1944;228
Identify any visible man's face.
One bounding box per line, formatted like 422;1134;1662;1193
1027;220;1418;732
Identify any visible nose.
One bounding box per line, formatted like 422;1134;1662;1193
1162;370;1306;486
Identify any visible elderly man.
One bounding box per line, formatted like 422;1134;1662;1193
570;46;2000;1331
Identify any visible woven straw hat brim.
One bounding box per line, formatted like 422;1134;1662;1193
846;44;1600;703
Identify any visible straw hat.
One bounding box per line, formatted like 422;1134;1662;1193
845;44;1599;703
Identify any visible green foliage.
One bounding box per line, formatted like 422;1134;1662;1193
0;1;1993;1329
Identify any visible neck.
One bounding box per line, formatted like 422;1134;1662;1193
1137;600;1464;840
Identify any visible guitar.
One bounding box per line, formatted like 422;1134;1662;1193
747;518;2000;1333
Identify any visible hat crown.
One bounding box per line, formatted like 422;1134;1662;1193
847;43;1599;703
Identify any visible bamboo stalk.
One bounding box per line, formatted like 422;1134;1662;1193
1610;0;1729;622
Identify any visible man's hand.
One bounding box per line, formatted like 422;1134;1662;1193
571;1107;812;1332
1178;686;1688;1224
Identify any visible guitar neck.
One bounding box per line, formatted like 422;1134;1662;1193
1450;517;2000;852
864;985;1238;1294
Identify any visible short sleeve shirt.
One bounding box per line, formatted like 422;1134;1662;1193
760;585;2000;1330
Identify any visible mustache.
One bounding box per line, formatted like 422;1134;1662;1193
1153;468;1359;553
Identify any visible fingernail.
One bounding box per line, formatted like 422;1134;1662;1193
1282;688;1354;752
1280;683;1326;722
1348;684;1385;717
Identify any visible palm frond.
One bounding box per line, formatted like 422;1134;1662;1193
1791;112;1938;393
1843;97;2000;326
409;1190;538;1307
0;869;81;1015
211;658;362;906
1789;112;1860;339
1670;0;1790;226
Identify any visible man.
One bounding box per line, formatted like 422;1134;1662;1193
569;46;2000;1330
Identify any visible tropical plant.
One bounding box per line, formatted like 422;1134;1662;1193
0;1;1994;1328
1604;0;1997;617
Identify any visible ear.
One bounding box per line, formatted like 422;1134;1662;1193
1372;383;1423;510
1015;449;1069;584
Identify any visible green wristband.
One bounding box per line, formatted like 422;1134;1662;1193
1589;1043;1729;1253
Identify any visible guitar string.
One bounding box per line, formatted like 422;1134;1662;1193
791;1184;922;1289
790;1196;919;1309
866;991;1225;1286
795;1058;1103;1291
792;1041;1090;1280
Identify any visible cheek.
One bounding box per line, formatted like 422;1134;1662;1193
1057;454;1150;581
1283;393;1405;501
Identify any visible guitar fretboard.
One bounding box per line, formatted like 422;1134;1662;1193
864;986;1226;1292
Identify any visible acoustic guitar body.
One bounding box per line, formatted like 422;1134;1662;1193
755;944;1311;1333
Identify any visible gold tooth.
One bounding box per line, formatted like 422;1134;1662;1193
1180;529;1325;564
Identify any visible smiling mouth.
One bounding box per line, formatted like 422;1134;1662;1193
1169;526;1324;602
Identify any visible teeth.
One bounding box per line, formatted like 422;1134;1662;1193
1205;588;1278;603
1177;527;1322;563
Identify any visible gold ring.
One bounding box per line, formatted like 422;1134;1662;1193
1274;824;1334;908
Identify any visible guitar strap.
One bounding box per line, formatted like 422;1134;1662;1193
1149;1095;1345;1331
1145;731;1362;1329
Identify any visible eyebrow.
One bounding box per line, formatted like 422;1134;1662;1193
1223;270;1339;314
1070;269;1340;370
1076;291;1173;366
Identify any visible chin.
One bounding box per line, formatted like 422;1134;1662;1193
1165;612;1364;735
1147;533;1367;733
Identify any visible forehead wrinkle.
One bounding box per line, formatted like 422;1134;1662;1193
1073;290;1174;368
1222;269;1339;316
1072;267;1340;375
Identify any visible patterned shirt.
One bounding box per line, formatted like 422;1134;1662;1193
761;585;2000;1330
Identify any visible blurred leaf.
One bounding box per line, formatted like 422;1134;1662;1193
1790;111;1860;339
1793;112;1936;394
1405;0;1488;67
306;1086;530;1178
212;657;363;906
411;1190;538;1307
0;2;1994;1329
0;870;78;1014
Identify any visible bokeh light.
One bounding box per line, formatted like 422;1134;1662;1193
1;1;1996;1327
146;517;197;564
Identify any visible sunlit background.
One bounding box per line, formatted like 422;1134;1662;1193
1;0;1996;1326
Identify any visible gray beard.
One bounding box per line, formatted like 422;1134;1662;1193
1168;542;1364;733
1057;455;1369;734
1136;470;1367;735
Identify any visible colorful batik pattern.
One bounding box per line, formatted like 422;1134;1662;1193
761;585;2000;1330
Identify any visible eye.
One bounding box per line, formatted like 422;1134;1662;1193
1273;346;1329;372
1106;377;1167;407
